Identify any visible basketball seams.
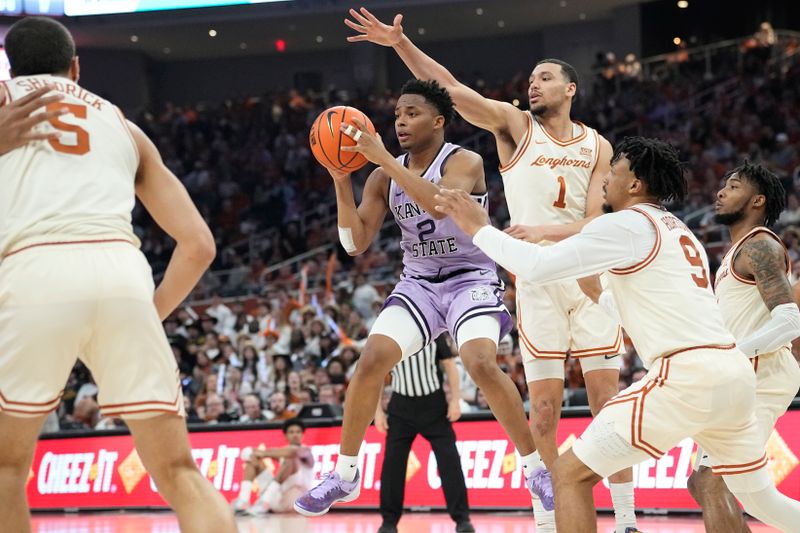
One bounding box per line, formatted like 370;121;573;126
311;109;342;170
309;105;374;172
338;107;363;170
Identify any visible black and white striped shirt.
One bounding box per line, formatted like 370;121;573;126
390;336;453;397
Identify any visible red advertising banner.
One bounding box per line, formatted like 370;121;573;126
28;410;800;511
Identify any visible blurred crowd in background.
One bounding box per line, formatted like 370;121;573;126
47;24;800;433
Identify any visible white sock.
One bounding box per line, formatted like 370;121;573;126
532;494;556;532
521;450;546;477
335;453;359;482
610;481;636;532
237;480;252;501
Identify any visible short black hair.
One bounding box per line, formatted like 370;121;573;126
535;58;579;99
5;17;75;76
283;418;305;434
612;137;687;203
400;79;456;126
728;160;786;226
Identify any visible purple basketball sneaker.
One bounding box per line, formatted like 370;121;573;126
526;467;555;511
293;470;361;517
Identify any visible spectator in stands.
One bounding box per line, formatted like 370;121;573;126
239;394;269;423
204;393;234;424
60;397;100;431
285;370;304;404
473;389;490;411
318;384;341;406
268;391;296;421
352;273;381;319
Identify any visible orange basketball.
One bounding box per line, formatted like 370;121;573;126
309;106;376;172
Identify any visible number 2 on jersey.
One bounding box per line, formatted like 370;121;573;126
46;102;90;156
553;175;567;209
417;219;435;241
679;235;709;288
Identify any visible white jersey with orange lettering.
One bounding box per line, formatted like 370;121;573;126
500;113;600;230
499;113;618;381
0;74;139;258
604;204;735;368
471;206;768;484
699;225;800;465
0;75;181;421
472;203;737;369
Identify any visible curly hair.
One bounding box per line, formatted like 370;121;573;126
612;137;687;203
400;79;456;126
727;160;786;227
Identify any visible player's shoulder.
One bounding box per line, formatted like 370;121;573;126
447;146;483;166
738;230;787;261
368;165;392;184
365;166;392;197
587;207;657;234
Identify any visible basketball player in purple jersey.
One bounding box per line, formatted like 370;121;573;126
295;79;540;516
344;10;639;533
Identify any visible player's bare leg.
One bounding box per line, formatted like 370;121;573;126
552;449;602;533
126;414;237;533
243;455;264;480
0;412;48;533
460;338;536;455
295;334;402;516
338;334;402;456
586;368;637;532
688;466;752;533
527;378;564;467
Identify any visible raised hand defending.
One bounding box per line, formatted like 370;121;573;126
345;7;404;47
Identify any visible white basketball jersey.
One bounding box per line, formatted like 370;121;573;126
500;113;600;234
715;227;791;350
606;204;736;369
0;75;139;257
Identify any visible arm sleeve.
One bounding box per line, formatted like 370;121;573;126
736;303;800;357
598;290;623;323
472;211;657;284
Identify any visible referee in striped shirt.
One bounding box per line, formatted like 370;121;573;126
374;335;474;533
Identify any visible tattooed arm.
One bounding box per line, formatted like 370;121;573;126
733;235;800;356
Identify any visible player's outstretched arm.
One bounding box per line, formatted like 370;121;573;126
331;166;388;256
130;122;216;320
258;447;299;460
345;7;522;135
734;235;800;356
435;190;650;283
505;136;614;243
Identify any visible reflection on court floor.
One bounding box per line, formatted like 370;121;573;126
30;511;779;532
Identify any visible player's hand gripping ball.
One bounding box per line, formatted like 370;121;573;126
309;106;376;172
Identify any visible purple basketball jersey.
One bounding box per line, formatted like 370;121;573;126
388;142;497;278
382;143;512;346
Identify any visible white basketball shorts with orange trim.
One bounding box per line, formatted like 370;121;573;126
516;278;623;382
0;241;184;419
572;346;766;481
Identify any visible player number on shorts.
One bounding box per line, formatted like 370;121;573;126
553;175;567;209
46;102;90;156
679;235;709;288
417;219;435;241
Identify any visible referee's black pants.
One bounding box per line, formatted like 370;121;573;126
379;388;470;526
